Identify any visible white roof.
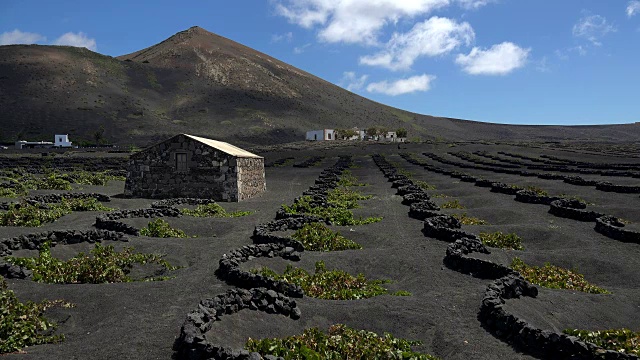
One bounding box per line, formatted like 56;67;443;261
184;134;262;158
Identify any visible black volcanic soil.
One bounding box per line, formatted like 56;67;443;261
2;141;640;360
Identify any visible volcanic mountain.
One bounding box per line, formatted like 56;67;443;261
1;26;639;146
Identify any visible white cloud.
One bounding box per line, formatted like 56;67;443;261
572;14;616;46
572;45;587;56
271;32;294;43
627;1;640;17
555;45;588;60
360;16;474;71
274;0;450;45
554;49;568;61
53;32;97;51
293;43;311;54
535;56;550;73
366;74;435;96
340;71;369;91
455;42;530;75
456;0;495;10
0;29;46;45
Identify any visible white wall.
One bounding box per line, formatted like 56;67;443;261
306;130;324;141
306;129;335;141
54;134;72;147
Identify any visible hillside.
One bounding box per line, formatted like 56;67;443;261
1;26;639;146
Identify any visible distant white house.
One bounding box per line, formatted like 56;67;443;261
15;134;73;149
15;140;53;149
54;134;72;147
305;128;405;142
306;129;335;141
381;131;405;143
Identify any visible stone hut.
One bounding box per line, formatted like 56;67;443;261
124;134;265;201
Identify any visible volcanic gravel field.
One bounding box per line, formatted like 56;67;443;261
1;142;640;360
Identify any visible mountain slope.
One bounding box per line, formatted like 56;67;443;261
1;26;639;146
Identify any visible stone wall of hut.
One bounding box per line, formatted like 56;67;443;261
124;135;243;201
237;157;266;201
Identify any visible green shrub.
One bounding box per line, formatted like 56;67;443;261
5;242;177;284
453;213;488;225
180;203;251;218
480;232;523;250
441;200;465;209
246;324;439;360
252;261;405;300
327;187;372;209
0;177;28;197
0;198;112;227
390;290;412;296
0;204;70;227
0;188;20;198
398;169;414;177
337;170;366;186
282;193;382;226
140;219;188;238
525;186;549;196
511;257;610;294
61;197;112;212
416;180;436;190
558;194;594;205
282;189;382;226
0;278;73;354
563;328;639;356
24;174;72;191
291;222;362;251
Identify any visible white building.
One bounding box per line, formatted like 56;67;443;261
15;134;73;149
306;129;335;141
15;140;53;149
54;134;72;147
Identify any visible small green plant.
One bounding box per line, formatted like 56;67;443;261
0;198;112;227
24;174;72;191
337;170;366;186
480;232;523;250
327;187;372;209
432;193;450;198
0;187;24;198
61;197;112;211
0;204;71;227
398;169;414;177
140;218;188;238
180;203;251;218
525;186;549;196
558;194;594;205
511;258;610;294
391;290;412;296
441;200;465;209
282;188;382;226
252;261;405;300
246;324;439;360
416;180;436;190
563;328;639;356
291;222;362;251
0;278;74;354
5;242;177;284
282;196;382;226
453;213;488;225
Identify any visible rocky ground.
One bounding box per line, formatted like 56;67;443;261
1;141;639;359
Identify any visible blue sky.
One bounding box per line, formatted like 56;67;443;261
1;0;639;125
